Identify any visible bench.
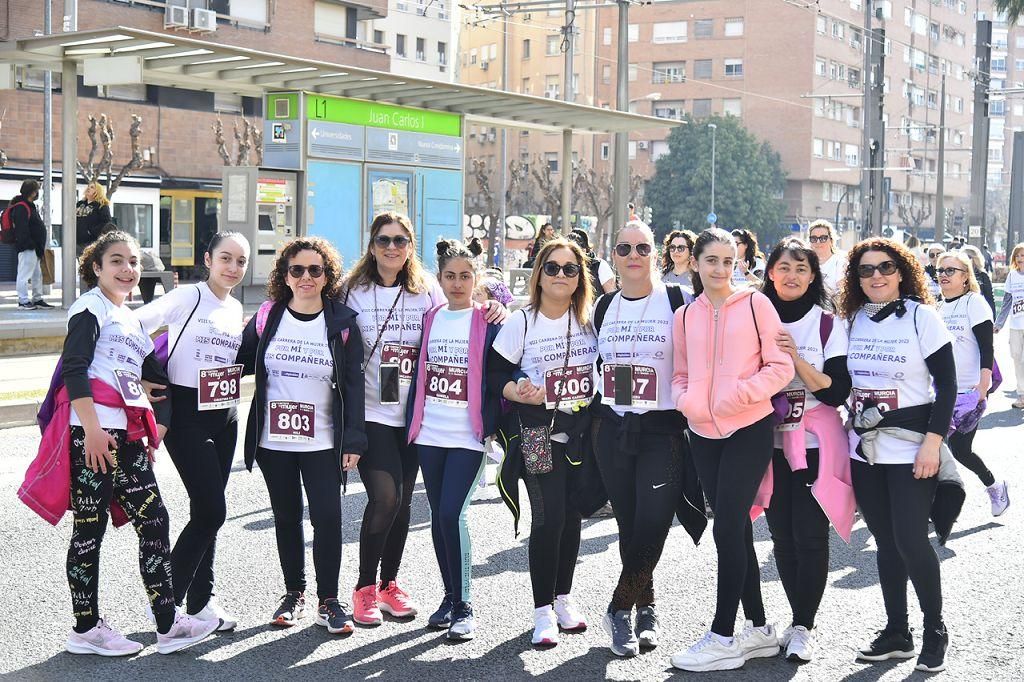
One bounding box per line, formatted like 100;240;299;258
138;271;176;304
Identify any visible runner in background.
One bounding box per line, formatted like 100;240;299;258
660;229;697;292
807;220;847;296
731;228;766;287
995;243;1024;409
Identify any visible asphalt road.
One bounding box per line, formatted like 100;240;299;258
1;341;1022;681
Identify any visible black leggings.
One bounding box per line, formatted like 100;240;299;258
593;419;683;611
68;426;175;632
851;459;942;631
356;422;419;589
165;386;237;613
764;448;830;630
948;427;995;487
689;415;774;637
257;447;342;601
523;440;582;608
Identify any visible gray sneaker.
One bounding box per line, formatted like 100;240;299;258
602;607;639;657
447;601;476;640
635;604;659;648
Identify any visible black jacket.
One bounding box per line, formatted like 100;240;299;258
76;200;111;246
975;269;996;314
236;297;367;479
11;195;46;256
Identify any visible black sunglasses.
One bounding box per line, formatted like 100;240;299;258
668;244;689;253
287;264;325;279
808;235;831;244
542;261;582;277
928;251;942;258
936;266;966;277
857;261;898;278
615;242;653;257
375;234;411;249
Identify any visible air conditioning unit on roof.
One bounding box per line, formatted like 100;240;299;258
165;3;188;28
637;140;649;150
191;7;217;33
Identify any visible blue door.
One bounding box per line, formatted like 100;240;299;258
306;160;362;265
415;168;464;262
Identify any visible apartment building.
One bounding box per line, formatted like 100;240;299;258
370;0;458;81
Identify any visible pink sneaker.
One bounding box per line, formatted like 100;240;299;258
352;584;383;626
378;580;418;618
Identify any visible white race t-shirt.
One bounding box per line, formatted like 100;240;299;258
345;276;445;427
414;306;482;452
773;306;848;449
1005;269;1024;331
136;282;244;390
596;286;677;415
819;251;847;295
260;310;335;452
67;288;154;430
732;256;765;286
847;300;953;464
596;259;615;289
492;307;599;413
940;292;993;392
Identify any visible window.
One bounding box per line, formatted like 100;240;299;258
692;98;712;118
991;99;1006;115
416;37;426;61
102;83;147;101
628;63;638;82
816;16;826;33
832;184;844;202
229;0;268;24
694;59;712;79
815;58;827;77
813;138;824;157
314;0;357;39
653;21;686;43
469;47;476;64
845;144;859;167
628;141;637;159
547;35;559;55
695;19;713;38
521;77;530;94
993;57;1007;73
628;24;639;42
214;92;243;113
602;64;611;84
652;61;685;83
600;143;610;160
724;17;743;36
724;58;743;77
652;140;669;161
397;34;407;58
522;38;531;59
373;30;384;44
603;27;612;45
16;67;61;91
822;181;831;201
1017;36;1024;49
723;98;742;116
113;203;154;248
848;67;860;86
545;151;559;173
1016;59;1024;72
653;100;684;119
831;21;844;39
1015;103;1024;116
438;42;447;66
545;75;559;98
489;43;497;60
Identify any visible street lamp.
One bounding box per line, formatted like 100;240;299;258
708;122;717;219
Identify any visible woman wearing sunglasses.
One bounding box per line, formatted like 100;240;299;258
237;237;366;635
593;221;705;658
923;244;945;299
660;229;696;290
807;219;847;295
840;238;955;673
995;242;1024;409
937;252;1009;516
489;238;596;646
344;213;506;626
730;228;766;286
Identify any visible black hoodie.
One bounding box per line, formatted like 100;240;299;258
10;195;46;256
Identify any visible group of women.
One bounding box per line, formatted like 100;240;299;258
22;213;1018;675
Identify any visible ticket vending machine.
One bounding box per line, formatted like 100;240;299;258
221;166;300;302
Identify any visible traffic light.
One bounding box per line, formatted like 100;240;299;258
642;206;653;223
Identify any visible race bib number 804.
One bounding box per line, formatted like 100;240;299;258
424;363;468;407
113;369;149;408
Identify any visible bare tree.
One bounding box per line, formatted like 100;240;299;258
212;116;263;167
530;154;563;223
572;161;647;257
898;197;933;240
507;158;540;216
77;113;144;197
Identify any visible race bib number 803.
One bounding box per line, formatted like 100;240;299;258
268;401;315;442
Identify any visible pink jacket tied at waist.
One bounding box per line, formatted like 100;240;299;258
18;379;160;527
751;403;855;543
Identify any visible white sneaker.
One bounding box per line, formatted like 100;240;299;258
736;621;781;660
785;625;815;662
779;625;796;649
189;596;237;631
531;605;559;645
670;631;745;672
156;613;220;654
65;619;143;656
987;480;1010;517
553;594;587;631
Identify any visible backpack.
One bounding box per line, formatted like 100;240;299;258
1;200;29;245
593;283;687;333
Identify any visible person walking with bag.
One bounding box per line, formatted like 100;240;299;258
8;179;49;310
995;243;1024;408
670;227;794;673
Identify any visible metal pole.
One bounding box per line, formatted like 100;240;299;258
859;0;873;236
61;58;78;307
709;123;716;217
43;0;52;249
496;6;509;268
1008;131;1024;263
869;28;886;236
563;0;575;104
611;0;629;232
559;0;575;234
935;74;946;240
63;0;77;31
968;19;992;249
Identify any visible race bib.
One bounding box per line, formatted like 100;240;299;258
601;364;658;409
113;369;149;408
381;343;419;385
1013;297;1024;316
852;388;899;415
424;363;469;407
775;389;806;431
268;401;315;442
197;364;243;411
544;365;594;409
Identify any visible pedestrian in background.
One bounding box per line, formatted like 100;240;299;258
807;219;847;296
660;228;696;291
730;228;766;286
567;228;616;294
11;179;49;310
961;245;995;314
75;181;112;255
995;243;1024;409
982;243;994;274
525;222;556;268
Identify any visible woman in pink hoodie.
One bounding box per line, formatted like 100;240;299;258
669;227;794;673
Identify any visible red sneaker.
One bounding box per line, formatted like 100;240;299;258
378;581;418;618
351;585;383;626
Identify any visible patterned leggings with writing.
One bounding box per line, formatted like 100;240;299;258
68;426;175;631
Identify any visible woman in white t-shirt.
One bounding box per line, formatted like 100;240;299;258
731;228;766;286
839;238;956;673
136;232;249;631
343;213;506;626
660;228;696;291
995;242;1024;408
237;237;366;636
489;238;596;647
807;219;847;296
937;252;1009;515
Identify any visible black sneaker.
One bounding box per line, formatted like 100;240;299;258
316;598;354;635
915;623;949;673
17;302;36;311
447;601;476;640
271;591;306;627
428;595;454;629
32;299;54;309
635;604;659;649
856;627;915;661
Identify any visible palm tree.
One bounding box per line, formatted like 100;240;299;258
996;1;1024;25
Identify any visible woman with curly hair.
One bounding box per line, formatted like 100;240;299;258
731;228;766;286
660;229;696;290
840;238;956;673
236;237;367;635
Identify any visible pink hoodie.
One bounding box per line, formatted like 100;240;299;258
672;288;794;438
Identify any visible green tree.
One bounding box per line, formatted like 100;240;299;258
995;1;1024;25
646;114;788;248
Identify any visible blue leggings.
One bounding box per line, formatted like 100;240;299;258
418;445;486;603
